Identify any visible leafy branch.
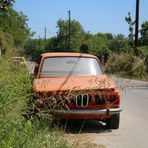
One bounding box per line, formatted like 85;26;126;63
0;0;15;13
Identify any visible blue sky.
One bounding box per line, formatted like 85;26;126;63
13;0;148;38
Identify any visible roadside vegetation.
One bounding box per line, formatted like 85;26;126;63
105;53;147;79
0;3;68;147
0;52;68;147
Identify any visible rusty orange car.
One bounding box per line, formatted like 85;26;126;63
33;52;122;129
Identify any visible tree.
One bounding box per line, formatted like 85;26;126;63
0;8;31;47
24;39;43;61
88;34;111;63
109;34;130;53
140;21;148;45
0;30;14;55
45;36;62;52
125;12;135;46
104;33;114;40
0;6;32;58
0;0;15;13
79;31;92;53
80;43;89;53
54;19;85;52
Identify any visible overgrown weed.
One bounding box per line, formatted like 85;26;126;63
0;54;68;148
105;53;148;80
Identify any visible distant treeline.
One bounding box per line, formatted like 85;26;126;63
24;18;148;62
0;2;148;64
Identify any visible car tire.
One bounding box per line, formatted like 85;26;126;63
106;114;120;129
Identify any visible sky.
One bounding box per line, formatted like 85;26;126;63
13;0;148;39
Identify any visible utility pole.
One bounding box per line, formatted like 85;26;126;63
68;10;71;51
135;0;140;47
44;27;47;49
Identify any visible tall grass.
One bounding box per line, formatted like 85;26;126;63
105;53;147;79
0;55;68;148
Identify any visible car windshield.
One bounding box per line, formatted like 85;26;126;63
40;57;102;77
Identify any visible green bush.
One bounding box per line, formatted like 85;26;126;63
0;55;68;148
105;53;147;79
136;46;148;56
0;30;14;54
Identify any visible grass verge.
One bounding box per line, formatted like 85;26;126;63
0;55;68;148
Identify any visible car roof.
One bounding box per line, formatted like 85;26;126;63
41;52;98;59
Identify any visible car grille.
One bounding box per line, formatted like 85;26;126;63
75;94;89;107
36;92;118;109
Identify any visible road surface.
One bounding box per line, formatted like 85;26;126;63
64;78;148;148
27;61;36;74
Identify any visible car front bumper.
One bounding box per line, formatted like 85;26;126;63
48;108;122;115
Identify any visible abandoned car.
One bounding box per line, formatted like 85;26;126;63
33;53;122;129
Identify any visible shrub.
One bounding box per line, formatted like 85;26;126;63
105;53;147;79
0;54;68;147
136;46;148;57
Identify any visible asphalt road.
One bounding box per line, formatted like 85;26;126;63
64;78;148;148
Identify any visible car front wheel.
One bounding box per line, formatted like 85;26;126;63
106;114;120;129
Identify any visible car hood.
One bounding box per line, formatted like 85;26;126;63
33;75;117;93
